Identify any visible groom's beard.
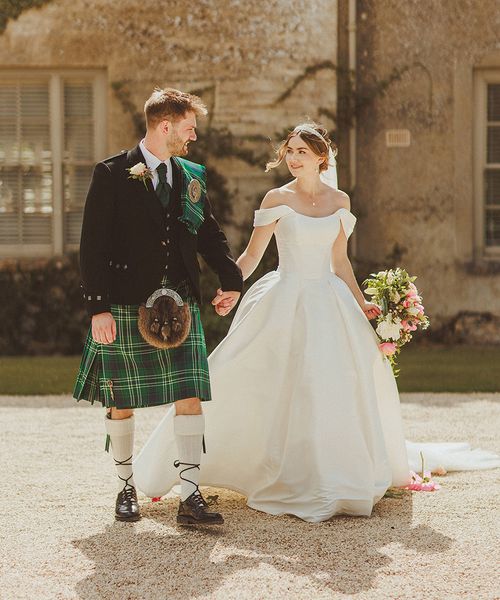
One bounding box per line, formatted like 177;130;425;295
167;131;190;157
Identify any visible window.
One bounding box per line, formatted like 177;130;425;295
0;70;106;257
474;70;500;258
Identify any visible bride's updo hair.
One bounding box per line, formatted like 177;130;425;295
265;123;337;172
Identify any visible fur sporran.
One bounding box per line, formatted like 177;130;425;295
138;288;191;349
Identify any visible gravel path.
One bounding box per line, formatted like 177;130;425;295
1;393;499;600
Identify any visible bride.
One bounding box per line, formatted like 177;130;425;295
134;123;500;523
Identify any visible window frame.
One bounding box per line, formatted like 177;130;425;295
0;68;107;258
473;68;500;260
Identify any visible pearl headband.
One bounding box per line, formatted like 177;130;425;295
293;125;329;146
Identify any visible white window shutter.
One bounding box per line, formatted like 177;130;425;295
485;83;500;247
0;71;105;256
0;81;53;245
63;81;95;247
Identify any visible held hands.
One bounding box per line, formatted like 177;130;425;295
211;289;241;317
360;301;382;321
91;312;117;344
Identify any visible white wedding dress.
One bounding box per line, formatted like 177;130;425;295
134;205;500;522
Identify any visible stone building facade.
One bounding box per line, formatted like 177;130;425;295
1;0;499;335
0;0;338;254
349;0;500;330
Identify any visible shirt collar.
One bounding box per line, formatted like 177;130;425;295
139;139;170;173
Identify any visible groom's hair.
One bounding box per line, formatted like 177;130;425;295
144;88;207;128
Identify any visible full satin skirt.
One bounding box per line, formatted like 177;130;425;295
136;270;412;522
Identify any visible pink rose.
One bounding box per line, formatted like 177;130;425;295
379;342;397;356
403;300;411;308
402;320;417;332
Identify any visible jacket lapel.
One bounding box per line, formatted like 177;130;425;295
170;157;183;204
171;158;191;249
126;145;164;235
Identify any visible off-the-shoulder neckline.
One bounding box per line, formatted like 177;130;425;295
255;205;354;220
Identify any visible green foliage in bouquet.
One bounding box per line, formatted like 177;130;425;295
363;268;430;375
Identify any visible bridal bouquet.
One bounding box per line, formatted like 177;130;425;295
363;268;430;373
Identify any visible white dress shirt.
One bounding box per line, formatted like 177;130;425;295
139;139;173;190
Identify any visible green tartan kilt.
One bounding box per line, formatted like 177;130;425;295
73;289;212;409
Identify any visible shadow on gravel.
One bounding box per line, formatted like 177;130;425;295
72;492;453;598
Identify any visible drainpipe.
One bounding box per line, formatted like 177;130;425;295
348;0;357;256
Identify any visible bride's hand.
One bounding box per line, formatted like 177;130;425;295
212;289;241;316
361;301;381;320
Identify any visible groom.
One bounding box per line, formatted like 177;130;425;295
73;88;242;525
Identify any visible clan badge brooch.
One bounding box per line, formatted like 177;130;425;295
188;179;202;203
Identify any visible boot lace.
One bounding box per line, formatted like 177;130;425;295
115;456;135;499
174;460;207;507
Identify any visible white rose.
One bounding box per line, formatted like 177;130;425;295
384;314;400;325
386;272;394;284
407;306;420;315
376;319;402;341
129;162;146;176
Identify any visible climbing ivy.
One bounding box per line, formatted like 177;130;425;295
0;0;52;34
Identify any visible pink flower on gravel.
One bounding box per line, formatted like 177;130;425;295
402;452;441;492
379;342;397;356
433;466;447;476
151;496;162;502
404;469;440;492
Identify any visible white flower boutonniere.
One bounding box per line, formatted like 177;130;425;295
127;162;153;189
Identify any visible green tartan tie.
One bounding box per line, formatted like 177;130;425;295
155;163;171;208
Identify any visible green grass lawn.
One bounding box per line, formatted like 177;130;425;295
0;356;81;395
0;346;499;395
396;345;500;393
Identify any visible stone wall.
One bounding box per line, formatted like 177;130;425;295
5;0;497;334
354;0;500;327
0;0;338;244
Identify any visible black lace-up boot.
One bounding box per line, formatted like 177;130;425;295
114;458;141;522
175;460;224;525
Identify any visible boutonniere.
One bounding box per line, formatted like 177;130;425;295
127;162;153;189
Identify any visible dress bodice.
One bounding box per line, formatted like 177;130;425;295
253;205;356;279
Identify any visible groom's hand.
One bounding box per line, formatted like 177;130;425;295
91;312;117;344
211;289;241;316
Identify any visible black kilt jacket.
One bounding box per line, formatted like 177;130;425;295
79;144;243;317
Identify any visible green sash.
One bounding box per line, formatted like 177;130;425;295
173;157;206;234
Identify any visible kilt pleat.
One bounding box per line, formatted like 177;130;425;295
73;285;211;408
